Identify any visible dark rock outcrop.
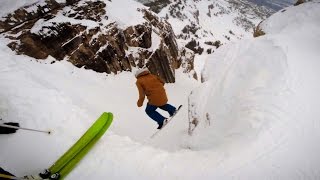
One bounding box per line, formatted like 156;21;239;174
142;0;171;13
294;0;306;6
0;0;61;33
253;21;266;37
1;0;196;83
63;0;107;21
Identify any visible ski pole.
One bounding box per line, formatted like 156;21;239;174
0;124;51;134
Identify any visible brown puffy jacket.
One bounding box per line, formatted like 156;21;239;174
136;70;168;107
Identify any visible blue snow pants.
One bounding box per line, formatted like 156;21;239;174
145;103;176;124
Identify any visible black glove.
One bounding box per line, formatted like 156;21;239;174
0;122;20;134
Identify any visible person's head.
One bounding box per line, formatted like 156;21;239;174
135;67;150;78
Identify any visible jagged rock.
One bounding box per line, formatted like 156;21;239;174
63;1;107;21
204;40;221;48
148;48;175;82
1;0;195;83
141;0;171;13
294;0;306;6
185;39;204;55
182;23;200;35
0;0;61;33
124;24;152;48
180;48;197;80
66;0;81;5
253;21;266;37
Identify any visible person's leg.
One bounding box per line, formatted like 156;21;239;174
159;104;176;116
145;104;166;124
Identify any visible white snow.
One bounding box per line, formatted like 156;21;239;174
157;0;264;46
0;38;199;178
0;0;66;20
27;0;150;41
104;0;147;28
0;0;41;18
189;1;320;179
261;1;320;35
31;12;101;35
0;1;320;180
55;0;66;3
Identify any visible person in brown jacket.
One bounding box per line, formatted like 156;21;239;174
135;68;177;129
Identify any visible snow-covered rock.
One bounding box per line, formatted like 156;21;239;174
1;0;195;82
137;0;274;55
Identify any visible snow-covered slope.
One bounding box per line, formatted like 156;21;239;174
1;1;320;180
138;0;274;52
0;39;198;178
189;1;320;178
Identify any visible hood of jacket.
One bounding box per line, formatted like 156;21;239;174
135;68;150;78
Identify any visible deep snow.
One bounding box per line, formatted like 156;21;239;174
0;1;320;180
189;1;320;179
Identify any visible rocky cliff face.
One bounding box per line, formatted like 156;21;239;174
0;0;62;34
0;0;196;83
135;0;274;56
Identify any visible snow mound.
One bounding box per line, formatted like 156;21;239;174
189;1;320;178
190;38;289;149
104;0;146;28
260;1;320;35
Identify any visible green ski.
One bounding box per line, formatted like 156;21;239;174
34;112;113;180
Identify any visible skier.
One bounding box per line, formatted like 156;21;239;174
135;67;176;129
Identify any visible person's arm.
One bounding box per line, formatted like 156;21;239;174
136;81;145;107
